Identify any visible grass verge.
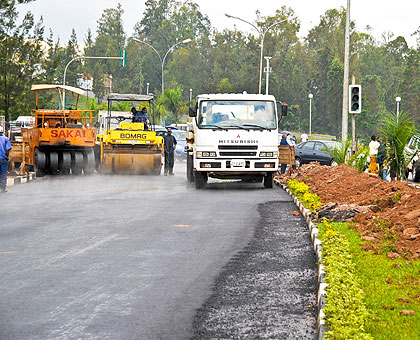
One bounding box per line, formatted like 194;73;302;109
328;222;420;340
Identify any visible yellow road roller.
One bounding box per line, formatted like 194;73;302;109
96;93;164;175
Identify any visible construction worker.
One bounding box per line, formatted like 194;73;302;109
132;107;149;129
0;125;12;193
163;128;177;176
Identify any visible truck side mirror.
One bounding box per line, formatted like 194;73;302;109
189;105;197;117
281;103;288;116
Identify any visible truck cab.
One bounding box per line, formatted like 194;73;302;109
187;93;286;188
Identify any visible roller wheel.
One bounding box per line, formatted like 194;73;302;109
59;151;71;175
49;152;59;173
263;172;273;188
83;150;95;175
71;151;83;175
34;148;46;177
194;171;207;189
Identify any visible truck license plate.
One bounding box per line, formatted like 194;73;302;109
231;159;245;167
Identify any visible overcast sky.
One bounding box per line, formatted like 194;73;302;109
19;0;419;47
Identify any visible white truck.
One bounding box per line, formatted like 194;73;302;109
406;134;420;182
187;93;287;189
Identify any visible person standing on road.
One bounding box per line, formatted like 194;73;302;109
300;132;308;143
163;128;177;176
279;134;290;174
0;126;12;193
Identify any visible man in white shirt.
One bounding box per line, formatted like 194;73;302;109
300;132;308;143
369;135;380;156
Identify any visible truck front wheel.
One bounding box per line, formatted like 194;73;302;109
195;171;207;189
263;172;273;188
187;154;194;182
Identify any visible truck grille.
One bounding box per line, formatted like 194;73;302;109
219;151;257;157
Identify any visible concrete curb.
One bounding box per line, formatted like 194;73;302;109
6;172;36;187
274;178;327;339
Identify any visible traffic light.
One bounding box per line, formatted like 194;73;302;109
349;85;361;114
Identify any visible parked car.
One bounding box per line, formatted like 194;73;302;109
171;129;187;161
294;140;340;168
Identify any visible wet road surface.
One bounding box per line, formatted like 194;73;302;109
0;163;317;339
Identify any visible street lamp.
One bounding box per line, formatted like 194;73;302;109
162;39;192;94
225;13;288;94
308;93;313;136
395;96;401;115
133;37;192;94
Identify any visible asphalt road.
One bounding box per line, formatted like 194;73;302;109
0;162;317;340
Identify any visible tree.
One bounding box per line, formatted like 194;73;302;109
379;110;417;180
0;0;45;120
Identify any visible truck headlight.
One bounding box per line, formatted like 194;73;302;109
197;151;216;158
259;151;277;157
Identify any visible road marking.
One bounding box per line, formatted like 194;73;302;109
0;251;18;255
115;237;129;240
175;224;192;228
57;234;119;259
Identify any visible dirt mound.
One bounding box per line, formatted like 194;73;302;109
277;163;420;259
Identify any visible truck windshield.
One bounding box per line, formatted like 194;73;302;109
198;100;276;130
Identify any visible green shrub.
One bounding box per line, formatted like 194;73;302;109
319;219;372;340
287;179;323;211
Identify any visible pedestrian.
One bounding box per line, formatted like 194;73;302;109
163;128;177;176
300;132;308;143
0;125;12;193
368;135;380;175
377;138;386;179
279;134;289;174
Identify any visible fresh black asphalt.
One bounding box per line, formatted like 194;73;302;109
191;201;318;339
0;162;317;339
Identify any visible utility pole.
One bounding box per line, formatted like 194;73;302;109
351;75;356;153
341;0;351;141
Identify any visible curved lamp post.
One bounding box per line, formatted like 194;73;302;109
133;38;192;94
225;14;288;94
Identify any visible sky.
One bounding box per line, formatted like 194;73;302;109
18;0;420;47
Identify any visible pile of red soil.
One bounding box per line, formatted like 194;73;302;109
277;163;420;259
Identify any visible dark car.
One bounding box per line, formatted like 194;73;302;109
294;140;339;168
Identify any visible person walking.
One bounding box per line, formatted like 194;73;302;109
0;126;12;193
300;132;308;143
163;128;177;176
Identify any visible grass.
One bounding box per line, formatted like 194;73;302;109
327;222;420;340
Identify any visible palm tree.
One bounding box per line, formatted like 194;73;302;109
379;110;417;180
159;87;188;124
324;139;351;165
